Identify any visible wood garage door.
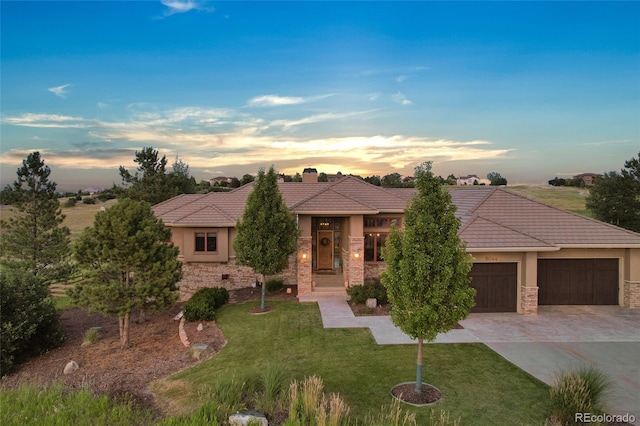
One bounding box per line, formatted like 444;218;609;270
538;259;618;305
469;263;518;313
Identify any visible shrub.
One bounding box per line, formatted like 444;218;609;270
266;279;284;293
82;197;96;204
549;366;611;425
96;191;116;202
347;280;388;305
64;197;77;207
0;270;65;376
83;328;100;345
183;287;229;322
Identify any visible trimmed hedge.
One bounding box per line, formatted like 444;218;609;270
183;287;229;322
346;280;388;305
265;279;284;293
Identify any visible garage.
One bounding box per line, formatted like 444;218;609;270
469;263;518;313
538;259;618;305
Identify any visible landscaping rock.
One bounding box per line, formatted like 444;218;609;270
191;343;210;360
197;323;203;332
229;410;268;426
366;298;378;308
63;360;79;374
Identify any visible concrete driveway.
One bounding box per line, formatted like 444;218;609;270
315;299;640;423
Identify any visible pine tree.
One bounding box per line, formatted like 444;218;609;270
586;152;640;233
71;199;182;348
233;166;298;309
381;162;476;393
0;152;72;283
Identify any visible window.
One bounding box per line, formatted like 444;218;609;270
195;232;217;252
364;233;387;262
364;217;401;228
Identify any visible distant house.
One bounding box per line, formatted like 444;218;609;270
209;176;233;186
153;169;640;316
573;173;599;187
456;175;480;186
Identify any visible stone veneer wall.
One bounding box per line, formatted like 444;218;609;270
178;254;298;301
348;236;365;286
364;263;387;281
521;286;538;316
297;237;312;295
623;280;640;309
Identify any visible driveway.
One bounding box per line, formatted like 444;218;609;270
315;299;640;423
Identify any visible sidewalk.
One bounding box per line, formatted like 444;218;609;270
315;297;479;344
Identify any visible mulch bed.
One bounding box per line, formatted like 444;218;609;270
348;301;464;329
391;382;442;406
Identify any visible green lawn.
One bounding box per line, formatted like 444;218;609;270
154;301;550;425
505;185;592;217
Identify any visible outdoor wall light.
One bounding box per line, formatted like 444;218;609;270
354;250;360;259
302;250;308;260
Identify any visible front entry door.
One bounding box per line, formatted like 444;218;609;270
317;231;333;270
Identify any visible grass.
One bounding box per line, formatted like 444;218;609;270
0;383;155;426
505;185;592;217
153;301;550;425
0;198;118;241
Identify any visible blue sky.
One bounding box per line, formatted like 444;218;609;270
1;1;639;190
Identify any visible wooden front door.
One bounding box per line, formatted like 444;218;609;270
317;231;333;270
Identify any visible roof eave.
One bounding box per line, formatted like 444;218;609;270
291;210;379;215
466;246;560;253
556;244;640;249
165;222;236;228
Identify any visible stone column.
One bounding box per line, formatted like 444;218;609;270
348;236;364;286
297;237;312;295
521;252;538;315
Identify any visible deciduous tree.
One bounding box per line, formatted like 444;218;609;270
71;199;182;348
586;152;640;233
233;166;298;309
487;171;507;186
381;162;476;393
0;152;72;283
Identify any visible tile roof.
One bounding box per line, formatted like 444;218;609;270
152;179;640;250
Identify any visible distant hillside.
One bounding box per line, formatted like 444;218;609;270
505;186;592;217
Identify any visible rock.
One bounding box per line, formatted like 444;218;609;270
366;298;377;308
179;318;190;347
197;323;203;332
229;410;268;426
191;343;210;360
64;360;79;374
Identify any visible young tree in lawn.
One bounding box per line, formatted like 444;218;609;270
586;152;640;233
71;199;182;348
381;162;476;394
233;166;298;309
0;151;72;283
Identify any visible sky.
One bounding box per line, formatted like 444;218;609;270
1;1;639;191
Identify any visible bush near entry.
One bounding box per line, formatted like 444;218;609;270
347;280;388;305
183;287;229;321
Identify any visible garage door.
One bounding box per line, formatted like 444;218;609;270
469;263;517;313
538;259;618;305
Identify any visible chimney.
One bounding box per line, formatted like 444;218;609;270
302;168;318;183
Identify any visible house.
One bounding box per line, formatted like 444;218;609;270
152;173;640;315
456;175;480;186
573;173;599;187
209;176;233;186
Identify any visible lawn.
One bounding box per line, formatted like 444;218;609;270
153;301;550;425
505;185;592;217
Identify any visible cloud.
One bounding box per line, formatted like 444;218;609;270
368;92;381;102
395;75;407;83
392;92;412;106
160;0;213;17
2;113;89;128
247;95;307;107
48;84;71;98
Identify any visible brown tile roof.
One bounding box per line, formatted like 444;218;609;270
152;180;640;250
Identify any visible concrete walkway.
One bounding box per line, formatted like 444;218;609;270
314;297;640;423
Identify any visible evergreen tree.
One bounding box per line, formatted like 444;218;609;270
381;162;476;393
233;166;298;309
0;152;72;283
586;152;640;233
118;147;170;204
71;199;182;348
1;269;65;375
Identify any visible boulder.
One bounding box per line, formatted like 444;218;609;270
229;410;268;426
64;360;79;374
366;298;377;308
